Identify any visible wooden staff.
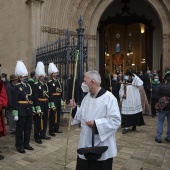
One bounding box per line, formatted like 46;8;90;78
63;50;79;170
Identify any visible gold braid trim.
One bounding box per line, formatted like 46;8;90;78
26;83;33;104
56;79;62;92
43;83;49;98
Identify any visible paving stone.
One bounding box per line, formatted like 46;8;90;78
0;116;170;169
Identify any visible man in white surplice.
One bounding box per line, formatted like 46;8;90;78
70;70;121;170
119;71;145;134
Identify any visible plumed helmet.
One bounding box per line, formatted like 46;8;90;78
15;60;28;77
48;62;59;75
35;61;46;77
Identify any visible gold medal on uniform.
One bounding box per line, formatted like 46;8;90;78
39;86;41;89
19;87;22;91
53;83;55;86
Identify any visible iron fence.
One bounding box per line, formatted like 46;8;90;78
36;17;88;104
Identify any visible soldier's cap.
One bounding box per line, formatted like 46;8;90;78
10;74;18;81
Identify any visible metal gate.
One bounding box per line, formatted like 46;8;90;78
36;17;88;104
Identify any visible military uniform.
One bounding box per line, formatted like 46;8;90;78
47;78;62;135
12;82;33;153
33;81;50;141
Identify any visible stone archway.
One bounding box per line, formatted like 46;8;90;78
40;0;170;72
87;0;170;73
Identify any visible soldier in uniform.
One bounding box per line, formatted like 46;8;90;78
47;63;63;136
33;61;51;144
12;61;34;153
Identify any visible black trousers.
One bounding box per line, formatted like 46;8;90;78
34;101;49;138
76;157;113;170
16;116;32;147
54;104;61;131
151;99;157;116
34;114;41;140
49;109;55;134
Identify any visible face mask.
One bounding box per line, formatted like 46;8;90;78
23;77;28;82
124;76;129;80
132;76;134;80
1;77;5;82
56;75;59;79
44;77;48;82
154;79;158;82
113;77;117;80
81;82;89;93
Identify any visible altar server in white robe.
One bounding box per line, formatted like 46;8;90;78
119;71;145;134
70;70;121;170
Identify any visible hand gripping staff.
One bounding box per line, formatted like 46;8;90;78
63;50;79;170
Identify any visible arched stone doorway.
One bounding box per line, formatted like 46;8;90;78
86;0;170;81
39;0;170;78
97;0;161;83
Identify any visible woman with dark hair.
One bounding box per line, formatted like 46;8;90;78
119;70;145;134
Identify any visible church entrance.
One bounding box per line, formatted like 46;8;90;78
97;0;162;85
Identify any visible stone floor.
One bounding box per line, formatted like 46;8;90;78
0;115;170;170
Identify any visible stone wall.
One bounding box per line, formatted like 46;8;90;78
0;0;170;77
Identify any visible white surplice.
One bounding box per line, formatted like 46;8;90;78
119;76;143;115
71;91;121;161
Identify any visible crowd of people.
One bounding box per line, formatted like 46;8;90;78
106;69;170;141
0;61;63;159
0;64;170;170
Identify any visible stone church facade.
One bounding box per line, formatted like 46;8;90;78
0;0;170;76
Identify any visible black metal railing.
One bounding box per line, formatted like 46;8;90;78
36;17;88;104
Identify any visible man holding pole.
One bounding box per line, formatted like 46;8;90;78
70;70;121;170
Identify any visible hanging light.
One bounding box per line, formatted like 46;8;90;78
140;23;145;34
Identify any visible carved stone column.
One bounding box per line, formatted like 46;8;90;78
26;0;44;70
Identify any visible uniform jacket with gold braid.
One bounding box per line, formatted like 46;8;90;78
12;82;33;117
33;81;49;111
47;78;62;107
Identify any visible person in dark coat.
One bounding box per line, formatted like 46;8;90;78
12;61;34;153
47;63;63;136
155;71;170;143
111;74;121;102
150;75;161;118
33;62;51;144
143;70;152;104
5;74;18;134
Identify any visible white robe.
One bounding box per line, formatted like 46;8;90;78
119;76;143;115
71;91;121;161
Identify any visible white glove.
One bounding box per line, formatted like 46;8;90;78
37;110;42;113
14;115;18;121
61;100;64;106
